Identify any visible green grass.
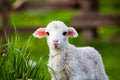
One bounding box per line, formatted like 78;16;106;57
9;10;77;27
0;35;50;80
100;0;120;14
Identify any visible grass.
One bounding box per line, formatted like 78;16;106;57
9;10;77;27
100;0;120;14
0;35;50;80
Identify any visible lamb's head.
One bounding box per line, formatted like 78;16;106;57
33;21;78;49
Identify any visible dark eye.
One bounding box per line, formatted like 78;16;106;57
63;32;67;36
46;32;49;36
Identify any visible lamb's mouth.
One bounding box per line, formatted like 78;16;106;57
54;45;59;48
55;45;58;48
53;44;59;48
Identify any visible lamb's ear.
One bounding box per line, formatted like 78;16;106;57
33;28;46;38
68;27;78;38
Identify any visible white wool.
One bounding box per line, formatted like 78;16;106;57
33;21;108;80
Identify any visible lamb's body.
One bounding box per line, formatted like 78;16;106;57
33;21;108;80
48;44;108;80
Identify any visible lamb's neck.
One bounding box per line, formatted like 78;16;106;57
49;43;69;59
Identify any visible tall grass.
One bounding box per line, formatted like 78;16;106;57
0;34;50;80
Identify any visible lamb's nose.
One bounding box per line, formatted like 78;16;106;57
53;39;58;44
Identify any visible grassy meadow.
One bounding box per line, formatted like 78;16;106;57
0;0;120;80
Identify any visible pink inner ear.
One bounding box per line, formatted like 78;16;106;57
36;29;46;37
68;29;75;36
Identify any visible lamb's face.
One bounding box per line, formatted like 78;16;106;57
33;21;78;49
45;22;68;48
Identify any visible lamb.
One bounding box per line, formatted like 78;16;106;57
33;21;108;80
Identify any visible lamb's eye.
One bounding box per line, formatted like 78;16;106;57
46;32;49;36
63;32;67;36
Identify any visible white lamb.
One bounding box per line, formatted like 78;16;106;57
33;21;108;80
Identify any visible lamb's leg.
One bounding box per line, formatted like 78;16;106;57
95;57;108;80
90;49;108;80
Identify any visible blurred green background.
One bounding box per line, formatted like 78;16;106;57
0;0;120;80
